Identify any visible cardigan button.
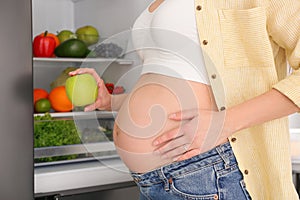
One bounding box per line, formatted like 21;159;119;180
203;40;208;45
220;106;226;111
211;74;216;79
244;170;249;175
231;137;237;142
196;5;202;11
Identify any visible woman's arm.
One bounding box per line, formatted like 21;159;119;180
153;88;299;161
110;93;128;111
226;89;299;135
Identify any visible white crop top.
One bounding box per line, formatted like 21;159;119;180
132;0;210;85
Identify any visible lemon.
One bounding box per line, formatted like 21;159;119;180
35;98;51;113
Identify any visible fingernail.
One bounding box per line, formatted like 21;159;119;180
162;154;168;159
153;150;160;155
153;140;159;146
84;107;91;112
173;157;179;162
168;113;176;119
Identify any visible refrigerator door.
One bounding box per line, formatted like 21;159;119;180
0;0;33;199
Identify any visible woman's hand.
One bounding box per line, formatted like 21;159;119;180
153;109;230;161
69;68;112;111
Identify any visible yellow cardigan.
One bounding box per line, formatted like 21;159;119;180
194;0;300;199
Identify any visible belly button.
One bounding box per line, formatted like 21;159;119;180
113;126;119;136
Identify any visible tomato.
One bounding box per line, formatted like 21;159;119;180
33;88;48;104
105;83;114;94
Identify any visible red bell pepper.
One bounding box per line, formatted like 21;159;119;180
33;31;56;57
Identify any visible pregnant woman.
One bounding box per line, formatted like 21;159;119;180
70;0;300;199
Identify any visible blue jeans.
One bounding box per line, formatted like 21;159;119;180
131;142;252;200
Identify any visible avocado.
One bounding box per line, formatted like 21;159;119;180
54;39;89;58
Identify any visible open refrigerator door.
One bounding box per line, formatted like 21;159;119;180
32;0;152;198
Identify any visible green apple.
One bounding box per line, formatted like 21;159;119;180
76;25;99;46
65;74;98;107
57;30;77;43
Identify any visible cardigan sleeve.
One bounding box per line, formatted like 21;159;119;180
266;0;300;68
268;0;300;107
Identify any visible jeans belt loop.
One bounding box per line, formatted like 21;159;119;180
159;167;170;191
216;146;230;169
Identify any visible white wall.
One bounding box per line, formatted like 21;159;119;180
32;0;152;38
32;0;74;37
74;0;152;38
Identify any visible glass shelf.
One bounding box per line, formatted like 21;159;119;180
33;57;134;65
34;110;117;120
34;111;117;166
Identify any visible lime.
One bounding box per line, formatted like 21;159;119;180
57;30;77;43
35;98;51;113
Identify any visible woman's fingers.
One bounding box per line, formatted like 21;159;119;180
68;67;95;75
153;127;183;146
68;68;102;84
175;149;201;161
153;110;199;147
169;109;199;121
152;108;213;160
155;143;193;161
84;102;97;112
154;135;191;156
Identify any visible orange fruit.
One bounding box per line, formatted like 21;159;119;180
39;32;60;47
35;98;51;113
48;86;73;112
34;88;49;105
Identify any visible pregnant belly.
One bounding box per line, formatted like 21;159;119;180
113;74;217;173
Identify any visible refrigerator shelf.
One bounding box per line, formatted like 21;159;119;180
33;57;134;65
34;156;132;196
34;142;116;159
34;110;117;120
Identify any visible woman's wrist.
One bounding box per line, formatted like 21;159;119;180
104;94;113;111
222;108;245;138
110;93;128;111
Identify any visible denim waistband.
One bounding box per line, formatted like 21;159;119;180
131;141;235;185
